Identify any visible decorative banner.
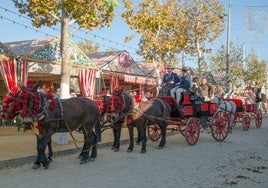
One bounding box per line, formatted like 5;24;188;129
146;78;157;85
136;77;146;84
0;59;29;92
110;75;119;92
118;51;133;67
0;59;17;92
78;69;96;99
124;75;136;83
19;60;29;86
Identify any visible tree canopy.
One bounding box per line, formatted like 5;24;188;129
209;41;267;88
122;0;226;71
77;40;100;54
13;0;119;98
122;0;188;63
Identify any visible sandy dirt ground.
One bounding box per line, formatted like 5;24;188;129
0;116;267;188
0;125;133;160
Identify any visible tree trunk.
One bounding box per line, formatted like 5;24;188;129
196;41;203;74
60;7;70;99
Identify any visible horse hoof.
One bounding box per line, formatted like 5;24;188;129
48;157;53;162
80;160;87;165
157;146;163;149
141;150;146;153
127;148;133;153
43;161;50;169
32;164;41;169
114;148;119;152
87;158;95;162
77;154;82;159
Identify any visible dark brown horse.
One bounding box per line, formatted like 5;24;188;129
6;81;100;169
98;88;139;152
132;98;171;153
1;88;54;161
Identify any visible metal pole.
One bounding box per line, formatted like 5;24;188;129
226;0;231;80
182;51;185;68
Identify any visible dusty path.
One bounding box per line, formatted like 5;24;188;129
0;116;267;188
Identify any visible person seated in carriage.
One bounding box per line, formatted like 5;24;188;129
223;80;234;99
190;77;200;98
199;77;213;101
170;67;191;104
254;81;262;103
160;65;180;95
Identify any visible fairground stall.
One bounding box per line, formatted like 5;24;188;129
0;37;98;100
88;50;158;99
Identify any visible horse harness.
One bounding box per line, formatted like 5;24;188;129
132;98;170;122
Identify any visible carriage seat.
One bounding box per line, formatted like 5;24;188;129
224;98;243;112
181;92;193;105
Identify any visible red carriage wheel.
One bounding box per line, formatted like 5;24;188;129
185;118;200;145
255;109;262;128
211;110;230;142
147;124;162;142
242;114;250;131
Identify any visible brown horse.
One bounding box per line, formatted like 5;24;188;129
98;89;139;152
132;98;171;153
5;81;100;169
1;88;54;161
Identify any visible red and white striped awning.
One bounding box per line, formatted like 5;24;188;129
124;75;157;85
78;69;96;99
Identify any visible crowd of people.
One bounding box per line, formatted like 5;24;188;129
161;66;215;104
160;65;268;113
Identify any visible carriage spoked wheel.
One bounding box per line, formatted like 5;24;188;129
147;124;162;142
210;110;230;142
255;109;262;129
242;114;250;131
184;118;200;145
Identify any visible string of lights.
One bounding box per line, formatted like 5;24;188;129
0;6;143;61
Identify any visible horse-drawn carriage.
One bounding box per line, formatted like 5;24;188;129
224;98;262;131
146;91;231;145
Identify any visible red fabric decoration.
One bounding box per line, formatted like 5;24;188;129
109;95;123;113
26;79;33;88
35;122;41;129
95;96;107;113
134;95;142;103
127;117;132;123
10;86;19;94
47;93;56;110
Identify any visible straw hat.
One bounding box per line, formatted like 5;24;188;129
165;65;174;70
182;67;188;72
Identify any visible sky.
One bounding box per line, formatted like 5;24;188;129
0;0;267;69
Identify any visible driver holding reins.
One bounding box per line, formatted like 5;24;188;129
161;65;180;87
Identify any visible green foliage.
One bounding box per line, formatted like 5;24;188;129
13;0;119;29
77;40;100;54
182;0;226;71
122;0;226;70
244;52;267;86
122;0;188;62
209;41;267;87
12;0;118;98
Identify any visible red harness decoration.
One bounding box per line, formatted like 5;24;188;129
109;86;124;113
109;94;123;113
95;96;107;114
